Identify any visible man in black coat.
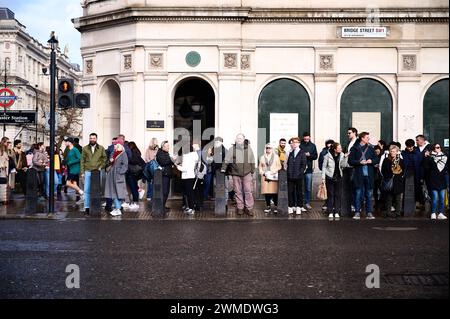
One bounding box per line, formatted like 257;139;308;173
286;137;307;215
348;132;380;220
299;132;318;210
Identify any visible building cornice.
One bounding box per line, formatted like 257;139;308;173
73;7;449;32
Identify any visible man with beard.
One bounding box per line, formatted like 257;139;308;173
275;138;287;168
80;133;107;215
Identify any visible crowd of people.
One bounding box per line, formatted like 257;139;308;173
1;127;448;220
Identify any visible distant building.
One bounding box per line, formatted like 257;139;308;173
0;7;81;149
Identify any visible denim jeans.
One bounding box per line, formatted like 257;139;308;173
83;171;92;208
113;198;122;210
431;189;446;214
126;173;139;202
203;171;213;199
304;173;312;204
355;176;373;214
146;179;153;199
44;168;59;197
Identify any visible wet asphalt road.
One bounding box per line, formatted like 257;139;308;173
0;219;448;299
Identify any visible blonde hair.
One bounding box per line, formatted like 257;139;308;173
389;145;400;152
148;138;158;150
115;144;124;152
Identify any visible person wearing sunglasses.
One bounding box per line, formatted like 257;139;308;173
423;144;448;220
259;143;282;214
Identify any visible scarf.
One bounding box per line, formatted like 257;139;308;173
264;153;274;172
431;152;447;172
111;149;123;165
391;155;402;175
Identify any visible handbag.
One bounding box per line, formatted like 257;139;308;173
128;164;143;176
317;182;327;200
264;171;278;181
381;177;394;192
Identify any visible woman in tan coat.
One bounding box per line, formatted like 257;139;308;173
259;143;282;213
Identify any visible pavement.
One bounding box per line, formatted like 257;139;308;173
0;192;448;299
0;192;442;221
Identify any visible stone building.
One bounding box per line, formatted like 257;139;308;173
74;0;449;193
0;8;81;149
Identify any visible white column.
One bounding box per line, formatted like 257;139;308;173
397;76;422;145
119;75;135;142
144;74;168;150
82;77;98;145
314;74;338;146
218;75;243;147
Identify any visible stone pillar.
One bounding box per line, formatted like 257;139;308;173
277;169;289;216
25;168;39;215
214;171;227;216
151;169;165;217
89;170;102;217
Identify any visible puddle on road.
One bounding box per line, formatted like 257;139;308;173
372;227;418;231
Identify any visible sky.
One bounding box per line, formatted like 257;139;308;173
0;0;83;66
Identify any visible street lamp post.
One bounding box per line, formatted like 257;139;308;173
47;32;58;216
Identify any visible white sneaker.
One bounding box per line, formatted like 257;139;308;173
264;207;271;213
186;208;195;215
138;189;145;200
322;206;327;211
300;207;307;212
121;202;130;209
431;213;437;220
328;213;334;219
110;209;122;216
129;203;139;210
437;213;447;220
296;207;302;215
334;213;340;219
391;206;395;212
288;207;294;214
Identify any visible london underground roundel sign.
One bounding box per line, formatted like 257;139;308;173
0;88;16;108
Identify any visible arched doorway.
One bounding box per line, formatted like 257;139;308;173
258;78;310;151
340;78;393;145
173;77;215;195
99;79;121;147
423;79;449;148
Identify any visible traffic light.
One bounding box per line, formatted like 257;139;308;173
57;78;74;109
74;93;90;108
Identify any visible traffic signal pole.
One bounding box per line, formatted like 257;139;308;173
48;33;58;215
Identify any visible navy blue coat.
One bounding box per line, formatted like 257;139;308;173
401;148;422;183
423;155;448;191
286;149;307;180
348;143;380;189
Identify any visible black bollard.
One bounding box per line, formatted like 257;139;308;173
340;168;353;217
25;168;38;214
277;169;289;216
89;170;102;217
403;171;416;217
151;169;164;216
214;171;227;216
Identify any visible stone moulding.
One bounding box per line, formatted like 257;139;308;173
73;7;449;31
